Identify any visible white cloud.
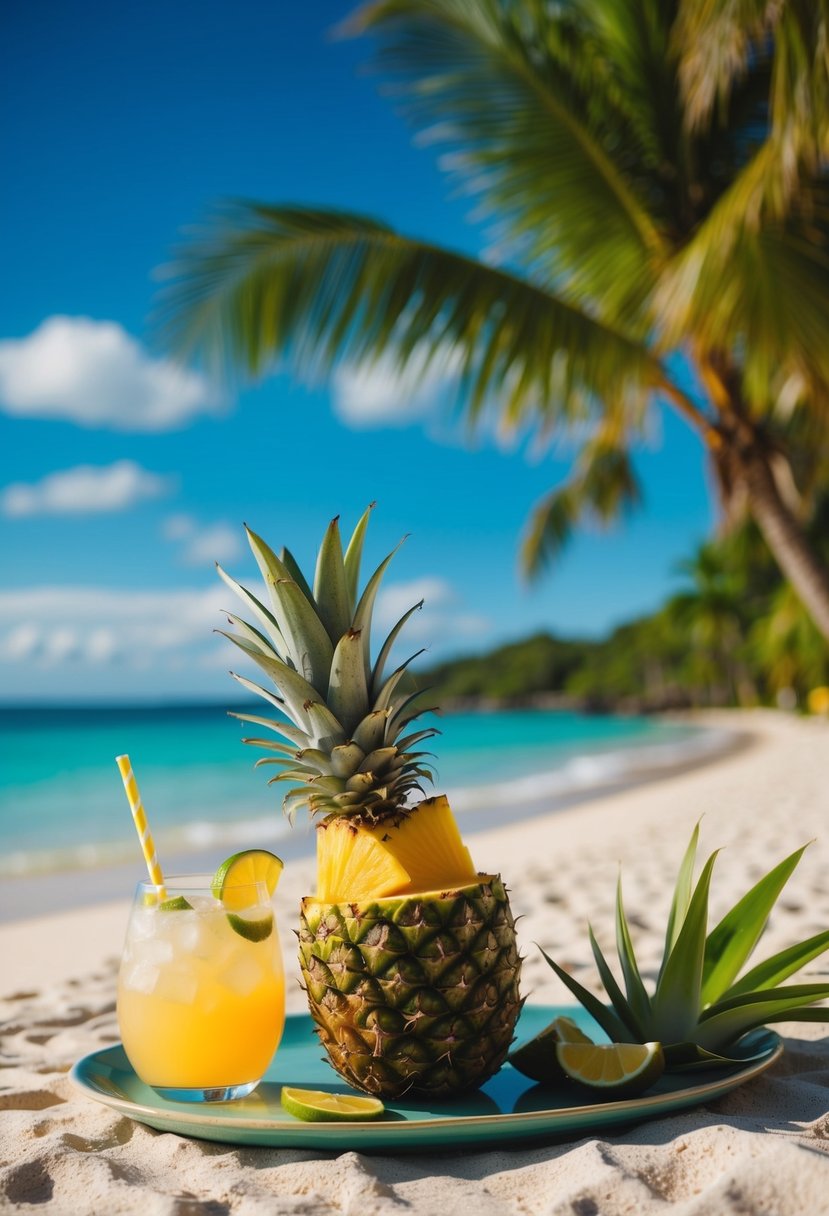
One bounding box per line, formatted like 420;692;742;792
1;461;171;518
0;585;227;671
0;316;217;432
332;346;462;429
162;514;242;565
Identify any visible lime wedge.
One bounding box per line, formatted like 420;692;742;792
159;895;193;912
556;1040;665;1097
280;1087;384;1123
227;910;274;942
212;850;284;910
508;1015;593;1083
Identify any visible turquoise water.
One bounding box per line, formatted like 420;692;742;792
0;705;718;876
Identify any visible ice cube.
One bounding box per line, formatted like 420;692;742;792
133;936;175;965
121;960;160;995
129;907;156;941
187;895;219;914
166;910;201;953
154;966;199;1006
220;953;262;998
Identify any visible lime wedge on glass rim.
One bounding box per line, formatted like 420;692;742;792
280;1086;385;1122
212;849;284;941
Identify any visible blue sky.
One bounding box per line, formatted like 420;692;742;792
0;1;712;702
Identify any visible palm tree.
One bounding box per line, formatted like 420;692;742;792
161;0;829;640
667;545;758;705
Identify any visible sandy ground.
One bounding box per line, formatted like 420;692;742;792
1;709;828;1214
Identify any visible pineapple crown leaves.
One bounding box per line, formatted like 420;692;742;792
218;505;439;823
541;824;829;1068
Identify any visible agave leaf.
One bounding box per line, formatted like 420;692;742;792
352;536;407;682
701;843;811;1007
722;930;829;1000
216;564;287;655
280;546;316;606
313;516;352;645
587;924;643;1040
660;821;700;980
694;984;829;1051
327;629;371;734
343;501;375;611
615;875;652;1026
665;1027;777;1072
537;945;632;1043
372;599;424;696
245;524;334;691
653;850;720;1043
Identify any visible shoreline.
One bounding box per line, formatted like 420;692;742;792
0;710;743;919
0;713;748;925
2;708;829;1215
0;708;721;883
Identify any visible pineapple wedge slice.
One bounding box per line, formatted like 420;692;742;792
316;795;478;902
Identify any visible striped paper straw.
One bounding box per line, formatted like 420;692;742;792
116;754;166;898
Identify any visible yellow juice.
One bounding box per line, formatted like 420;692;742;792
117;892;285;1090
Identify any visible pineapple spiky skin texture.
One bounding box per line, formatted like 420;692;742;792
299;875;522;1098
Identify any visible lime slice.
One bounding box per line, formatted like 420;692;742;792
227;910;274;942
556;1040;665;1097
280;1087;384;1123
212;850;284;910
508;1015;594;1083
159;895;193;912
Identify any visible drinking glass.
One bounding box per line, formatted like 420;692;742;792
117;874;285;1102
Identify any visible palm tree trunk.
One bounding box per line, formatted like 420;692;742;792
738;442;829;643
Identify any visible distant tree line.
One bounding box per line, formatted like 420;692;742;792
417;504;829;714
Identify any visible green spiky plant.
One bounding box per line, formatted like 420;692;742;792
541;824;829;1069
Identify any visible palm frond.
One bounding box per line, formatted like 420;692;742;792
160;204;664;435
675;0;829;170
656;160;829;405
347;0;666;323
521;435;643;576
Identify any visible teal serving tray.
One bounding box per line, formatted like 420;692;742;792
70;1004;781;1150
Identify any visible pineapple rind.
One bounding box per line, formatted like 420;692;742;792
299;876;522;1098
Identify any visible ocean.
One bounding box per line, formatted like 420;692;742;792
0;705;728;879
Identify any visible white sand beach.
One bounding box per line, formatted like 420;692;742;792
2;709;828;1214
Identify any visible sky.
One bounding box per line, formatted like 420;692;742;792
0;0;713;703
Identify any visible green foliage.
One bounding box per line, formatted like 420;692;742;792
422;633;590;702
161;0;829;641
420;500;829;709
541;825;829;1066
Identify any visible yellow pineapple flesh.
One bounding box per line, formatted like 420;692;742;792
316;795;478;901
